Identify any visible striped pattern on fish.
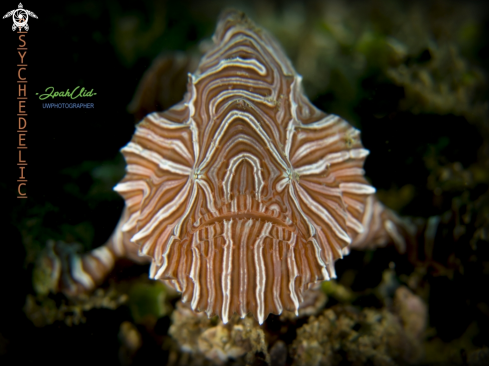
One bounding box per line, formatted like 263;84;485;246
113;10;380;324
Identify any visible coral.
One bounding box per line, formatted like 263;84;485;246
252;0;487;129
387;44;486;122
24;288;127;327
280;287;328;321
169;302;213;354
169;302;269;365
291;304;424;366
26;272;175;329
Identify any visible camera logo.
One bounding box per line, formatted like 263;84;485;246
3;3;38;31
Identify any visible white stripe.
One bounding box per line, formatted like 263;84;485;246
196;179;218;213
206;225;216;317
197;111;288;173
223;153;264;202
172;182;199;238
294;159;330;176
138;179;189;222
295;184;351;245
255;222;272;324
289;77;300;123
135;127;194;164
209;30;293;76
333;167;365;178
155;235;177;278
91;246;114;268
124;195;141;208
272;237;283;313
293;149;367;176
351;195;374;246
284;119;295;158
155;183;198;275
298;114;343;130
286;232;299;314
113;180;150;195
339;182;376;195
349;148;370;159
71;257;95;290
125;164;153;177
122;142;192;176
343;196;365;213
295;149;369;176
298;180;342;198
221;220;234;324
131;180;192;242
176;236;188;291
189;119;200;164
292;134;341;164
276;177;289;192
187;78;200;162
189;235;201;310
121;212;139;233
201;76;270;99
240;219;253;318
210;90;276;117
346;213;365;234
317;228;336;271
110;213;126;257
146;112;191;130
141;224;174;262
288;183;317;238
195;57;267;82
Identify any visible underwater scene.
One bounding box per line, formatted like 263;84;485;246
2;0;489;365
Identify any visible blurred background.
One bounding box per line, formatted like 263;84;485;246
2;0;489;365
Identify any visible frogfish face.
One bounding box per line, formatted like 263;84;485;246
114;10;375;325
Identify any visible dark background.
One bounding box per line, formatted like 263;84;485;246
1;0;489;365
